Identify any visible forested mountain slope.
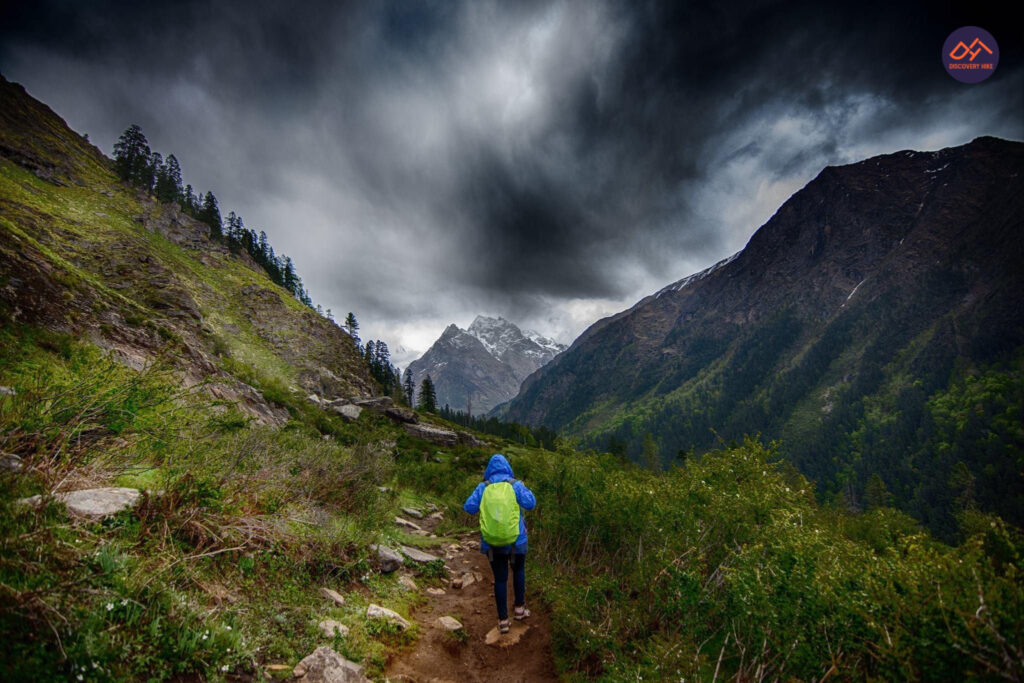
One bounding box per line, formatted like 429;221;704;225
507;137;1024;538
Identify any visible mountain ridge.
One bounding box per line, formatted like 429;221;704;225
408;315;565;414
506;135;1024;536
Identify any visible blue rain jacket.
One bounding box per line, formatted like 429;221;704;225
464;454;536;554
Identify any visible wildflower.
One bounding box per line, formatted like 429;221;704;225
221;665;229;672
76;676;83;682
105;603;114;611
120;599;128;606
225;625;232;631
92;662;98;669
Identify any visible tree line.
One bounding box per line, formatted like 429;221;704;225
113;124;313;307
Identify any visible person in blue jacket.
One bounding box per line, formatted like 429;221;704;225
464;453;536;633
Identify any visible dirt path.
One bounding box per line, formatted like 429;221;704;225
385;525;558;683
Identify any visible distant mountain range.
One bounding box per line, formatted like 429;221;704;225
407;316;565;414
505;136;1024;538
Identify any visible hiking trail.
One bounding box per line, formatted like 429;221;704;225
385;515;558;683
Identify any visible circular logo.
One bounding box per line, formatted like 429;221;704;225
942;26;999;83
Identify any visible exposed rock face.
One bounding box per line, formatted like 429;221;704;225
468;316;564;386
292;646;370;682
407;317;565;414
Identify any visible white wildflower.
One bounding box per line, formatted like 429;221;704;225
105;603;114;611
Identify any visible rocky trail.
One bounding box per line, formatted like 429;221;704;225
385;516;558;683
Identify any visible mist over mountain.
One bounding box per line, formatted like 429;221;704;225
506;136;1024;537
407;316;564;414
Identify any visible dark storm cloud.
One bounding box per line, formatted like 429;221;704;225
2;0;1021;357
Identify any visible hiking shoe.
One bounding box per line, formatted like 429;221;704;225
499;619;510;634
513;606;531;621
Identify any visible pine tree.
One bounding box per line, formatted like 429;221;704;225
144;151;162;192
344;313;360;348
113;124;152;186
155;154;183;203
182;184;198;215
403;368;415;406
417;375;437;413
200;192;222;238
865;473;892;510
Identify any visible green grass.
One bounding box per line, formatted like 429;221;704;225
0;324;405;681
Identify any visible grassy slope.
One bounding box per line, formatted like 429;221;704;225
0;76;372;413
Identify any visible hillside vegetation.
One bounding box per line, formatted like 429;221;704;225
2;76;1022;681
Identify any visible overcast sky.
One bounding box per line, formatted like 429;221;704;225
2;0;1021;365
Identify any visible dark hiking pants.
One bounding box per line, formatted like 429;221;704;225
489;551;525;620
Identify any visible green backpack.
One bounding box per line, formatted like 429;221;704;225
480;479;520;547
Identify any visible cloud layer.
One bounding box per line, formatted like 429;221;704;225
2;0;1021;361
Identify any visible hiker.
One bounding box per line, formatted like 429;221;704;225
463;453;536;634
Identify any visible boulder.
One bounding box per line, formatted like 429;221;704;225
371;544;403;573
437;616;463;631
451;571;476;590
398;575;417;591
394;516;425;533
426;587;446;596
400;507;424;519
485;621;529;646
0;386;15;396
319;587;345;606
402;423;459;446
332;404;362;422
317;619;350;638
292;646;370;682
1;452;23;473
384;405;418;424
18;487;143;519
366;603;411;630
457;431;485;447
352;396;394;410
399;545;440;563
61;488;142;519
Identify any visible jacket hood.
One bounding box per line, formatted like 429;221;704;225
484;454;514;481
